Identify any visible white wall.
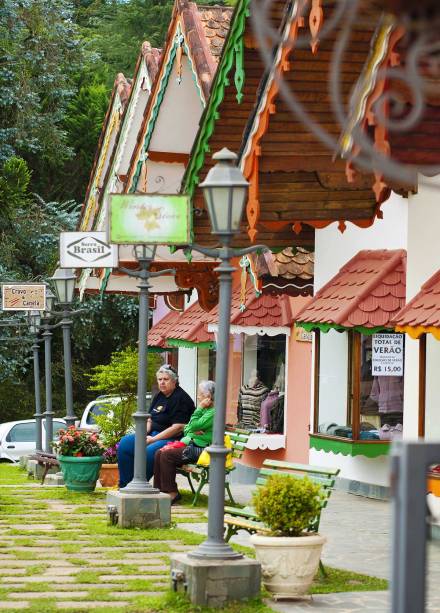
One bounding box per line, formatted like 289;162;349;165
149;57;203;154
178;347;197;403
404;176;440;438
310;448;390;487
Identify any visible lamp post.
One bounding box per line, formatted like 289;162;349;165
119;245;175;494
28;311;43;453
187;148;268;560
42;288;56;453
49;268;77;428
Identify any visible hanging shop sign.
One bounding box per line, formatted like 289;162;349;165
109;194;190;245
372;333;404;376
60;232;118;268
1;284;46;311
294;325;313;343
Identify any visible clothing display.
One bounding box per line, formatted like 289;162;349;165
260;390;279;429
369;376;404;415
238;379;269;428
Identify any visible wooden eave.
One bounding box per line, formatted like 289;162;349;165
238;0;389;243
183;0;309;249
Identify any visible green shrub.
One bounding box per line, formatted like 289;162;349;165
252;474;325;537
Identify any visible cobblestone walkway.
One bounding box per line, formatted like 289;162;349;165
0;469;207;612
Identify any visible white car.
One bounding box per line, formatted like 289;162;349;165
0;418;66;463
78;395;151;431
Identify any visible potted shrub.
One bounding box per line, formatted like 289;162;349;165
54;426;104;492
250;474;326;599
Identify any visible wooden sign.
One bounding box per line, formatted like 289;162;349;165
2;284;46;311
294;325;313;343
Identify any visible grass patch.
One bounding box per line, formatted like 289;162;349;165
86;587;118;600
125;579;167;591
69;557;89;566
0;465;30;484
30;488;106;503
310;566;388;594
21;582;51;592
129;591;275;612
13;537;38;547
75;570;102;583
14;550;39;560
179;490;209;508
117;563;140;574
60;543;82;554
27;598;57;613
25;564;47;576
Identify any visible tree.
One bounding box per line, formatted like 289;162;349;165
0;0;83;166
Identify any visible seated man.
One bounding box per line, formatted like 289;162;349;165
117;364;195;488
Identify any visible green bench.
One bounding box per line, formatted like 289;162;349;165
223;459;340;572
177;430;250;506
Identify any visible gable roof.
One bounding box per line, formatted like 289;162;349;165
296;249;406;333
393;271;440;340
207;282;294;329
125;0;233;192
167;300;215;347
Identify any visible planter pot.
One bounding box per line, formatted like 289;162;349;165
250;532;326;599
99;463;119;488
58;455;104;492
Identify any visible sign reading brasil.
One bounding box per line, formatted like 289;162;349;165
109;194;190;245
60;232;118;268
2;284;46;311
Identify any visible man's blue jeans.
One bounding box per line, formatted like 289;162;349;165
117;431;174;488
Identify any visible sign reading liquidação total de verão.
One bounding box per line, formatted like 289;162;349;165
372;333;404;376
60;232;118;268
109;194;190;245
2;284;46;311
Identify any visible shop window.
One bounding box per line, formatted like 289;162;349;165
315;330;404;441
197;347;216;385
424;335;440;439
237;334;286;433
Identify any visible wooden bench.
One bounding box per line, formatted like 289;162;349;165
224;459;340;574
28;452;59;484
177;430;250;506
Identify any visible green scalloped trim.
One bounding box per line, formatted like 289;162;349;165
167;338;216;349
309;435;390;458
183;0;251;200
147;346;168;353
298;322;393;335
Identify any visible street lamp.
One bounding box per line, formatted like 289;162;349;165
50;268;77;428
42;287;56;453
186;148;267;560
28;310;43;453
119;244;175;494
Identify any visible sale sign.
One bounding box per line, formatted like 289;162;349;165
372;333;404;377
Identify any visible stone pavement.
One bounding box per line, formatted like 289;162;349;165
178;479;440;612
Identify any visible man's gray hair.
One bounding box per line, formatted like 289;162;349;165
156;364;179;382
199;380;215;401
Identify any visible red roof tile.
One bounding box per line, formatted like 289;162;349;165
296;250;407;330
207;283;294;328
148;310;181;348
167;300;214;344
392;270;440;331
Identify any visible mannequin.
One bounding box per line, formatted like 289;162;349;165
238;369;269;428
369;376;403;426
260;369;285;431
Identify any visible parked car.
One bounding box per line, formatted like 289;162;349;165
0;418;66;463
78;395;152;431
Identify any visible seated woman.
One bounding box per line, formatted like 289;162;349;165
153;380;215;504
117;364;195;489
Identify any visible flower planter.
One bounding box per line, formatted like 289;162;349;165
250;532;326;599
99;463;119;488
58;455;104;492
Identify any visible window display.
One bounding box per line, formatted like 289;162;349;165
236;334;286;433
316;331;404;441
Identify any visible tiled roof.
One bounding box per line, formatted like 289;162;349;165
258;248;314;280
180;1;233;100
296;250;407;330
393;270;440;338
148;310;181;348
141;41;162;85
207;283;294;328
197;5;233;62
167;300;214;344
